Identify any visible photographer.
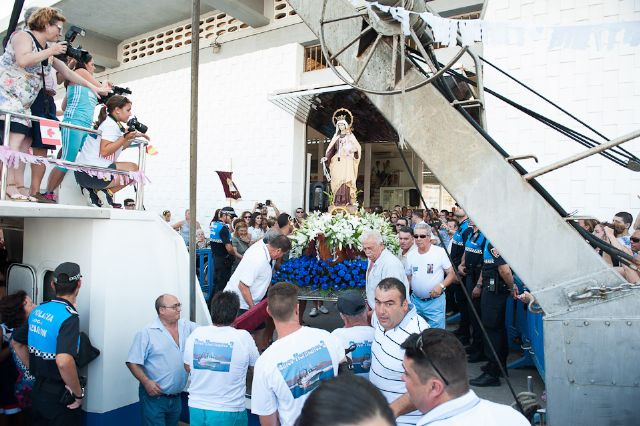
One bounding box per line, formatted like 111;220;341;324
0;7;108;201
253;200;280;219
74;95;148;207
45;52;110;201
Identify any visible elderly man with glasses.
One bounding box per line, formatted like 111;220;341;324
401;329;528;426
127;294;199;426
405;224;456;329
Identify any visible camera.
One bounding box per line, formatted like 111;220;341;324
265;200;271;206
257;203;264;209
127;117;148;134
56;25;91;64
99;85;132;104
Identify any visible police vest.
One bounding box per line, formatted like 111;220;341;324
28;300;77;360
209;220;225;244
451;219;470;248
464;231;486;269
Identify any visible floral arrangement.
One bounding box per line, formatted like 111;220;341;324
272;256;368;292
289;210;399;259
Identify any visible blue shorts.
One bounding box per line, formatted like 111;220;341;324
56;119;91;172
189;407;247;426
411;292;446;329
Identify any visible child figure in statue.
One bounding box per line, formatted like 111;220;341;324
322;112;361;206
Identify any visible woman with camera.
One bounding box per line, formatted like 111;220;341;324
44;52;109;201
74;95;148;206
0;7;108;201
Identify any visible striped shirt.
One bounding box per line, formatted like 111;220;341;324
370;306;429;425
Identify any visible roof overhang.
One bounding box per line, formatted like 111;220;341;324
268;84;399;142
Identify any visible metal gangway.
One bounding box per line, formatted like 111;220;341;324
0;109;148;209
287;1;640;424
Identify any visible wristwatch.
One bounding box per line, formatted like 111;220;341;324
72;387;85;399
439;283;445;291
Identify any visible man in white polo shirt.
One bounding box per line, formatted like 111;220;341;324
371;278;429;426
405;223;455;329
401;329;529;426
224;233;291;311
183;291;258;425
362;230;409;310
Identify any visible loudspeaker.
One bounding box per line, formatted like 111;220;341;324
408;188;420;207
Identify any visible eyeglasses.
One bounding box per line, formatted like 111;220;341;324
53;23;63;32
161;303;182;310
414;234;429;239
631;237;640;243
414;334;449;386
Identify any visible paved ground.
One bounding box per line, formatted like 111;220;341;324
300;300;545;407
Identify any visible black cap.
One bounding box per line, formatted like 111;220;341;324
54;262;82;283
124;198;135;207
220;206;237;217
337;290;367;316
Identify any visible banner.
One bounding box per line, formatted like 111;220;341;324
216;171;241;200
39;119;61;146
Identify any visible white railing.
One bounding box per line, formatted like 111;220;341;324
1;109;147;210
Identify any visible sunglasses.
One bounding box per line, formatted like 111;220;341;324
631;237;640;243
414;234;429;239
296;210;304;213
243;215;251;219
413;334;449;385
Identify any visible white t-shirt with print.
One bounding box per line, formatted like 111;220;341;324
184;326;258;412
251;326;345;426
76;116;123;167
183;325;259;411
405;246;452;299
331;325;374;379
224;239;273;310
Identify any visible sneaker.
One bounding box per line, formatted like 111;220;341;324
101;189;122;209
82;188;102;207
318;305;329;314
309;308;319;317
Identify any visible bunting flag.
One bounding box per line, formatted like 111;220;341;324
39;119;61;146
216;171;241;200
355;1;640;50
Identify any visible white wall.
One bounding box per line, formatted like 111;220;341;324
113;43;305;227
483;0;640;222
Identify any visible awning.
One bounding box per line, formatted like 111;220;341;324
268;84;399;142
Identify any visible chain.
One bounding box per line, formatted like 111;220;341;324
568;282;640;302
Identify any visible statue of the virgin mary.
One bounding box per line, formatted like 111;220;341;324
321;108;361;206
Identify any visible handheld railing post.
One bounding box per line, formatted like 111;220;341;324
1;113;11;200
135;139;148;211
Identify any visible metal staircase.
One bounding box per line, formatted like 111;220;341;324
286;1;640;424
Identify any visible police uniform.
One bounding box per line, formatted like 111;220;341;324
210;216;234;293
462;229;486;357
475;242;512;382
449;219;473;335
28;297;81;425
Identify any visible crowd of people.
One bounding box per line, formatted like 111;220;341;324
0;6;146;208
1;196;638;425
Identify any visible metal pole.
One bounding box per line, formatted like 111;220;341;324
524;129;640;180
189;0;200;322
1;113;11;200
467;49;487;130
136;141;147;211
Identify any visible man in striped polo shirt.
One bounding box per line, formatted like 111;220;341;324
370;278;430;426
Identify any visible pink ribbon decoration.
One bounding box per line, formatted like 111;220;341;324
0;146;150;185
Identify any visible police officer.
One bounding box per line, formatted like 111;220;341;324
449;208;473;341
28;262;84;426
210;206;236;294
470;243;517;387
458;221;486;362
